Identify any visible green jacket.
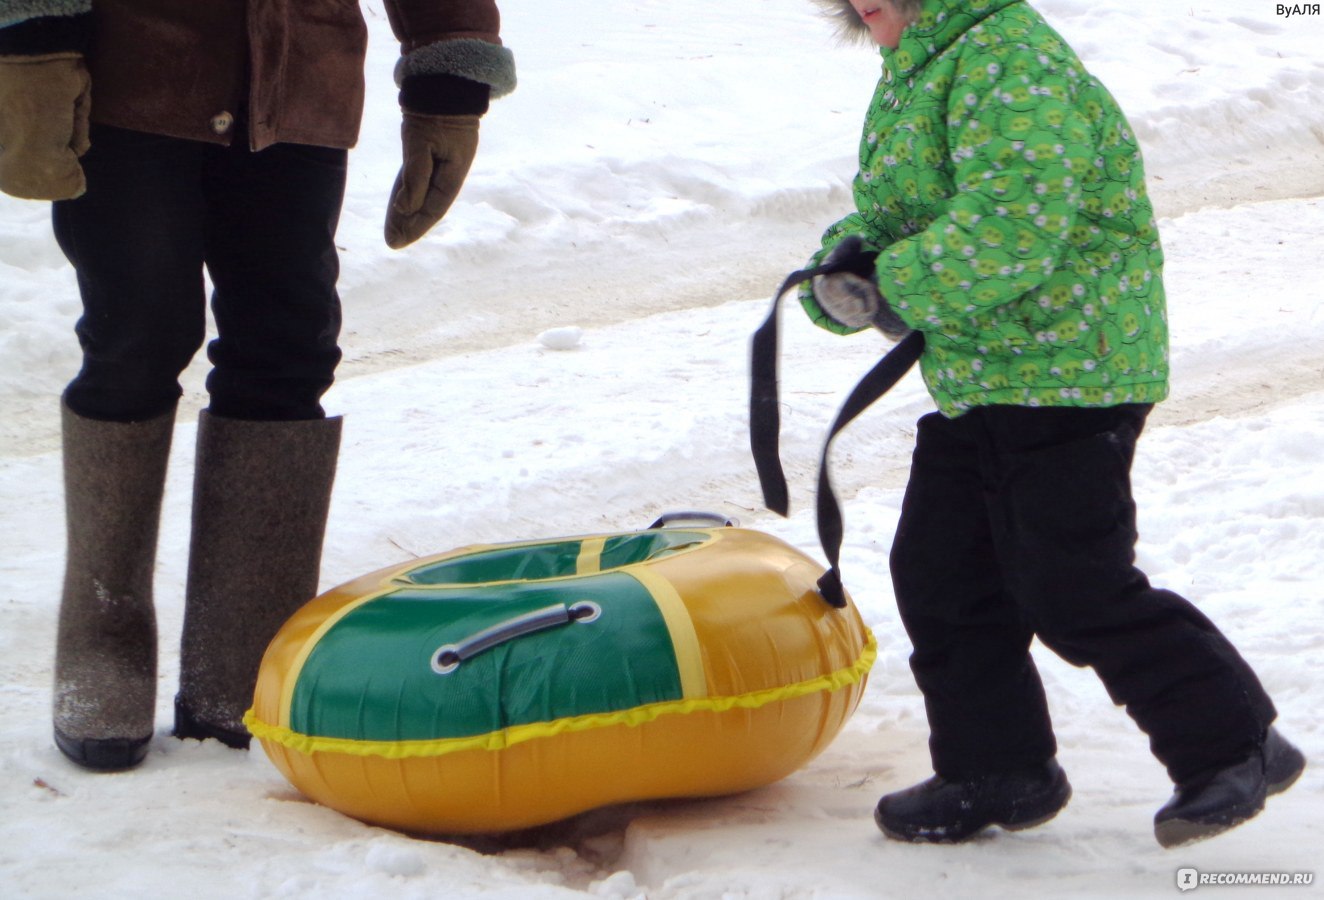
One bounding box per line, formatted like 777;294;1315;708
802;0;1169;417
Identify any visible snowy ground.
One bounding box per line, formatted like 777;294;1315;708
2;1;1323;898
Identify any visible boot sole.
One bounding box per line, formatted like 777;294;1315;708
876;816;973;844
1156;741;1306;848
1001;805;1070;833
54;727;151;771
1155;805;1259;849
173;697;252;750
998;780;1073;833
876;779;1072;843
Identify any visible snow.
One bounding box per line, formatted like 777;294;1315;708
1;1;1322;897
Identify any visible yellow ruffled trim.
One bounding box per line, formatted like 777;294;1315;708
245;629;876;760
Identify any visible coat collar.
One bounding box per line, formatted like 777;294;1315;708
884;0;1024;80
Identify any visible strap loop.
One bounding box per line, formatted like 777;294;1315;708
749;262;924;608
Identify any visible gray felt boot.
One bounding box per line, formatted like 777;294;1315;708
174;411;341;748
54;402;175;770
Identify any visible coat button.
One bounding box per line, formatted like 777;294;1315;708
209;112;234;135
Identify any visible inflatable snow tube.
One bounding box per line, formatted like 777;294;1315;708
245;521;874;834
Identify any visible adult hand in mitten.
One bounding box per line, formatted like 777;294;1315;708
813;236;910;338
0;52;91;200
384;113;479;249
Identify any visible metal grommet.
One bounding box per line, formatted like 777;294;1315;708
209;111;234;135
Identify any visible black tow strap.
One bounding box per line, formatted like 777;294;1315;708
749;263;924;608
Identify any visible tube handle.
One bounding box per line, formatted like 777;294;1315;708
431;600;602;675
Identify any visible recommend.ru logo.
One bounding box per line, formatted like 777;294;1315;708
1177;868;1315;890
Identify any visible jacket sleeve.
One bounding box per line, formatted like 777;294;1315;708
876;59;1093;333
0;0;91;55
385;0;515;100
797;212;877;336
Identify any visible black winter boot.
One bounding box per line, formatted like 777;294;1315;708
174;412;341;748
1154;727;1305;848
874;759;1072;843
54;402;175;770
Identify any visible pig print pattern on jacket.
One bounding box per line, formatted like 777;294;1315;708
803;0;1169;418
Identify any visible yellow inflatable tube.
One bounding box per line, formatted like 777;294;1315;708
247;525;874;834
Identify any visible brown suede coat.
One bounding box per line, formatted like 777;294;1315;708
86;0;503;150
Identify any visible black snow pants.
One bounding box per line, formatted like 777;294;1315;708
52;124;347;423
890;403;1277;786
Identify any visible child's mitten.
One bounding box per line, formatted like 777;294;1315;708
813;236;910;338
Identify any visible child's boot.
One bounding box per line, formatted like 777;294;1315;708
875;759;1072;843
1154;727;1305;848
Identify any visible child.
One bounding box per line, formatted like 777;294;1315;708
802;0;1303;847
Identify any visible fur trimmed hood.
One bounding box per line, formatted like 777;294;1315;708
812;0;925;43
812;0;871;43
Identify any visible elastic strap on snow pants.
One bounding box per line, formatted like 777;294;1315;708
749;264;924;608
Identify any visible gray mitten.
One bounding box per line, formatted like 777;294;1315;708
813;238;910;338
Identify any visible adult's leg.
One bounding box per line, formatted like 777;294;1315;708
53;124;208;421
201;139;347;420
49;125;207;768
175;410;341;746
175;140;348;744
53;403;174;769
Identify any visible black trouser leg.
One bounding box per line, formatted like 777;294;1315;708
893;405;1277;785
51;125;346;423
203;140;346;421
978;405;1276;784
891;411;1057;780
53;126;209;421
